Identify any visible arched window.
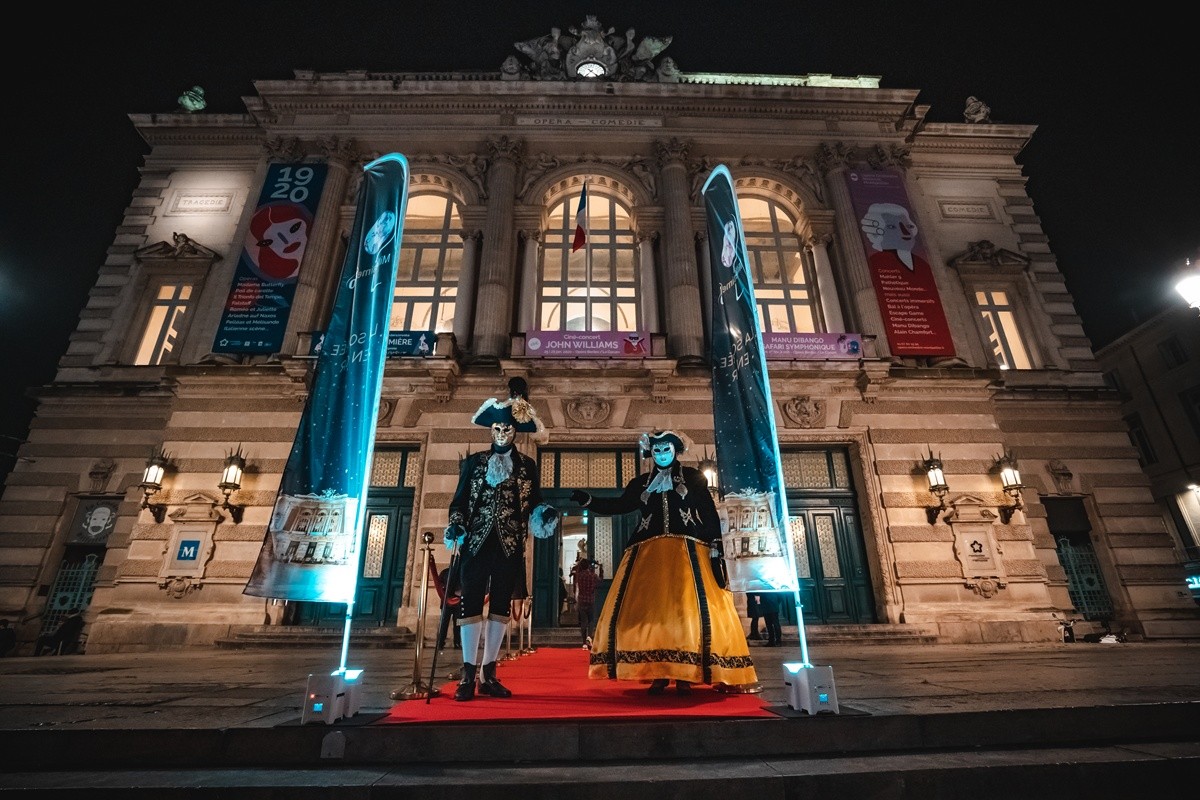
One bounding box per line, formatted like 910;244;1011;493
390;193;462;333
739;196;818;333
539;189;639;331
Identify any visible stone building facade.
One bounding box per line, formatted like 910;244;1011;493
1095;305;1200;604
3;16;1197;652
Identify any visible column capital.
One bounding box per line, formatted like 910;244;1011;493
317;136;361;167
487;135;525;165
804;232;834;250
654;137;691;168
458;228;483;243
865;144;912;171
263;136;304;163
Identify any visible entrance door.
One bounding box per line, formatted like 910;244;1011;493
781;501;873;625
533;449;641;627
774;448;875;626
296;492;413;628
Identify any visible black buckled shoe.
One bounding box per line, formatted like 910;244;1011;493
478;662;512;697
647;679;669;696
453;663;477;702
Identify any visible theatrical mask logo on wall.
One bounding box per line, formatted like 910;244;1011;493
70;501;118;544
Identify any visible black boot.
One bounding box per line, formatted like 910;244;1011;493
478;661;512;697
453;663;477;701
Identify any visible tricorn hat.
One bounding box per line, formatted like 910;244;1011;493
638;429;688;460
472;377;544;435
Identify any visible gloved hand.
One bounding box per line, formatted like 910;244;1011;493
570;489;591;506
443;524;466;550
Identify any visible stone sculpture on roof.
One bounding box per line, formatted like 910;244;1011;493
510;16;675;82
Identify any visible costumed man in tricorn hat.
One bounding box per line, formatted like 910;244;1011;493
445;377;558;701
568;430;757;695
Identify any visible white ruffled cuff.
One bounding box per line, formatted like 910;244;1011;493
530;503;560;539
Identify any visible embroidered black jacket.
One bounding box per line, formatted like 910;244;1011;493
448;447;544;557
585;461;722;548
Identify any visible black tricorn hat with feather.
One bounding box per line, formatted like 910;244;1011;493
472;377;545;436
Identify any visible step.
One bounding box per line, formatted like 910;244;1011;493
214;623;936;649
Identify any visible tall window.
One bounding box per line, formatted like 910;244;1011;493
134;283;193;365
539;189;639;331
1180;384;1200;441
975;289;1032;369
390;193;462;333
1158;336;1188;369
1124;412;1158;466
739;196;817;333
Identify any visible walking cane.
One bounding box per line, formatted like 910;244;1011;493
425;536;461;704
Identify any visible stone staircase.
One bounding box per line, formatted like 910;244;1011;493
214;623;937;650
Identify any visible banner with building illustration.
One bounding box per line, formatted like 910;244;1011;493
844;167;955;357
245;154;410;603
701;164;798;595
213;162;329;355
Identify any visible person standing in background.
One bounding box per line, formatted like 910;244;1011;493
759;592;783;647
746;593;762;641
570;550;601;649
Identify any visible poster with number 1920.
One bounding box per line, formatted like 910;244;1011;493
212;162;328;355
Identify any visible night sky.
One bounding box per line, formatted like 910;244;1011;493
3;2;1197;480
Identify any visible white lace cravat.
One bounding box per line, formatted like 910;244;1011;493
485;450;514;487
645;467;674;494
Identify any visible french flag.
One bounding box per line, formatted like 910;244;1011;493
571;183;588;253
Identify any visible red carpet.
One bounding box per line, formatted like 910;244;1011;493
381;646;776;724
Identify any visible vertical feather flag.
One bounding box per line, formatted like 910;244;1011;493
571;182;588;253
701;164;797;597
244;153;410;604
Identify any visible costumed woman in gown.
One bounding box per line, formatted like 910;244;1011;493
568;430;757;695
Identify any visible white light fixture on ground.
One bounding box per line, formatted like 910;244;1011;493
301;668;364;725
783;662;840;715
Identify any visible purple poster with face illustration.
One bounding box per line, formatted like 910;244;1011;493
213;162;328;354
845;168;955;357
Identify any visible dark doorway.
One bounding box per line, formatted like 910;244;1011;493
294;449;417;628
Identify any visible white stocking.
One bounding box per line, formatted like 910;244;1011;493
459;620;483;666
482;617;507;664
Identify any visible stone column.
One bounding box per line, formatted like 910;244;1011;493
517;229;541;333
451;229;482;351
471;136;524;364
654;138;704;365
637;231;660;333
281;137;358;356
695;230;712;339
804;226;846;334
819;143;890;358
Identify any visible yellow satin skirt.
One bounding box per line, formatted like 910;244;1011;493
588;534;757;687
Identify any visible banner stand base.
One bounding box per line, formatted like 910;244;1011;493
302;668;364;725
782;663;839;715
390;680;439;702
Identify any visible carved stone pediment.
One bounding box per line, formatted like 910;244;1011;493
950;240;1030;270
565;395;612;427
135;233;219;263
944;494;997;523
